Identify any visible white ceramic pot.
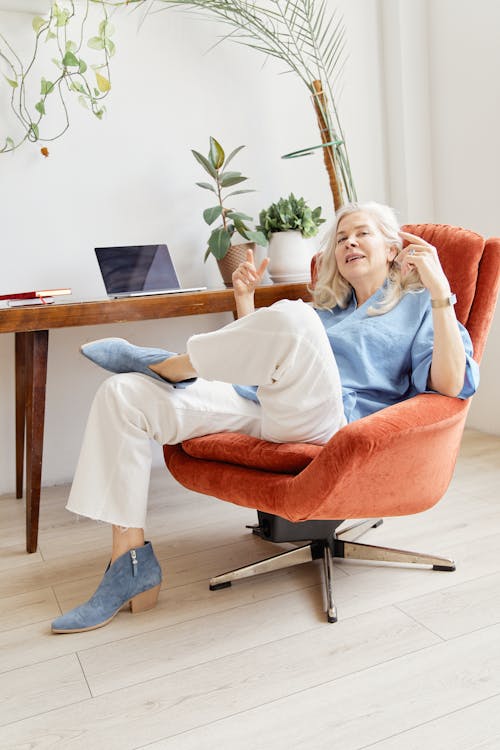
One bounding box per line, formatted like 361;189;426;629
267;230;317;283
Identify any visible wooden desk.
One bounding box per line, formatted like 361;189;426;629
0;284;311;552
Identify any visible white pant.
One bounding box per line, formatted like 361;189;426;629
66;300;346;528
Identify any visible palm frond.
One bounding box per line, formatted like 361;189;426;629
147;0;356;205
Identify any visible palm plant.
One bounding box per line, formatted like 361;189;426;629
90;0;357;207
140;0;357;209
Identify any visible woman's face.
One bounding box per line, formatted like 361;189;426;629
334;211;397;291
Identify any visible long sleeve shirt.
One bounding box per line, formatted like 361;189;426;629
233;287;480;423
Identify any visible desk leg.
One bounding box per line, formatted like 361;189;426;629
15;332;28;499
25;330;49;553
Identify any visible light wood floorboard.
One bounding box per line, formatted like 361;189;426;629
0;428;499;749
134;623;500;750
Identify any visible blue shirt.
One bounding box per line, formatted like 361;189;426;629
234;288;480;423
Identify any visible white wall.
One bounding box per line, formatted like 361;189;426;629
379;0;435;222
379;0;500;435
0;0;387;493
426;0;500;434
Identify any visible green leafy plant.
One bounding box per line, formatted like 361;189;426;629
193;136;267;261
0;1;116;153
258;193;325;240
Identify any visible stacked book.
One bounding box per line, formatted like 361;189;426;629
0;289;72;307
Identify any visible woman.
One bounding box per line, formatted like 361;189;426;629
51;201;479;634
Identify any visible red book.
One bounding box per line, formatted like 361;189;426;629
0;288;71;301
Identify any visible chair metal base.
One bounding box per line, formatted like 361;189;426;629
209;515;455;623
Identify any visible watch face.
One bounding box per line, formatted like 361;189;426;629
431;293;456;308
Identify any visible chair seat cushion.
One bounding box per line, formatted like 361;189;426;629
181;432;322;474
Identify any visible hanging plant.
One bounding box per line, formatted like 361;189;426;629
0;1;116;153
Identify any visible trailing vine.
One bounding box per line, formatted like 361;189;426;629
0;1;115;153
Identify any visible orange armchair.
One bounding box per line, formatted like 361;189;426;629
164;224;500;622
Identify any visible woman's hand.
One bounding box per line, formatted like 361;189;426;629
397;231;451;298
232;248;269;318
398;231;466;397
232;247;269;296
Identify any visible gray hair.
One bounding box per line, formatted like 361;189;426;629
312;201;423;315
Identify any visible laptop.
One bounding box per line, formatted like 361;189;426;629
95;244;206;298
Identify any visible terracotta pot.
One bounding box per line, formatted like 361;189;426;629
217;242;255;287
267;230;317;283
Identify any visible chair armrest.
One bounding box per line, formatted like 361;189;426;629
287;393;470;521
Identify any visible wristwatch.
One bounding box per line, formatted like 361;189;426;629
431;293;457;308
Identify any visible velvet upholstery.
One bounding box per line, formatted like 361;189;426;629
164;225;500;524
181;432;321;474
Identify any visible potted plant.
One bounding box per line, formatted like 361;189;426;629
257;193;325;282
192;136;267;286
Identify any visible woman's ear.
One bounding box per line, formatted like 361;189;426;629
387;244;399;262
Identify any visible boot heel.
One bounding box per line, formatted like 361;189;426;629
130;584;161;614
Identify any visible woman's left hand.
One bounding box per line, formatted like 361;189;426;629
397;230;451;298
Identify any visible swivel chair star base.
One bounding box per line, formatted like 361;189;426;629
208;513;455;623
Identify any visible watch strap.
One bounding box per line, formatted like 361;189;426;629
431;293;457;309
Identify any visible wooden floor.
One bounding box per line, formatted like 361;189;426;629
0;429;499;749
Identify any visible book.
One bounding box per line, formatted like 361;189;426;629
5;297;55;308
0;288;71;301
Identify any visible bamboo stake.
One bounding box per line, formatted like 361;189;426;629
311;79;343;211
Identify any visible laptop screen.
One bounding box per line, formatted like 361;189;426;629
95;244;180;295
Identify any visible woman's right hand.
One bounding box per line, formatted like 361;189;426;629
232;248;270;297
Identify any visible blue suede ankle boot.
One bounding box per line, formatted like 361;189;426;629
51;541;162;634
80;337;196;388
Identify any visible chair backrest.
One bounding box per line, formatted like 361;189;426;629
454;236;500;363
312;223;500;364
